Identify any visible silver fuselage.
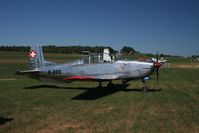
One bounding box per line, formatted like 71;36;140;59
29;60;155;83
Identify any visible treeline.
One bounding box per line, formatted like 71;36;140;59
0;45;117;54
191;55;199;58
0;46;29;52
0;45;187;58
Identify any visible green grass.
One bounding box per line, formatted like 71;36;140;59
0;52;199;133
165;57;193;64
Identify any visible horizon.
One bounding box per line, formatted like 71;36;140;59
0;0;199;56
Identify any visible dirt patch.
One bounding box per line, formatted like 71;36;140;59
0;78;16;81
171;64;199;68
94;106;114;114
0;59;27;64
38;123;83;133
191;124;199;133
37;114;90;133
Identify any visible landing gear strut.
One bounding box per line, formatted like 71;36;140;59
97;82;102;88
122;79;130;85
107;81;114;88
141;79;149;92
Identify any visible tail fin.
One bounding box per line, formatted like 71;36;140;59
28;46;56;69
29;46;45;69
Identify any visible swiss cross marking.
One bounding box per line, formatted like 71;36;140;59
29;50;36;58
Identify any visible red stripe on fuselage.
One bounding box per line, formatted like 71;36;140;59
64;76;95;81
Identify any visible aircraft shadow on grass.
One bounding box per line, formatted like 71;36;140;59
24;84;161;100
0;117;13;125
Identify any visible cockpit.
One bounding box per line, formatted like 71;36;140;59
79;51;116;64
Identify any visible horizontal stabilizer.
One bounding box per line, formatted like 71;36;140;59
15;69;40;75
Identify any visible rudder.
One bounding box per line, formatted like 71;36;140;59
29;46;44;69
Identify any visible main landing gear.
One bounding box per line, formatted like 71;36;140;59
97;82;102;88
141;79;149;92
107;81;114;88
97;81;115;88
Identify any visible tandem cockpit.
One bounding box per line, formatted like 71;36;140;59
76;48;116;65
76;48;153;65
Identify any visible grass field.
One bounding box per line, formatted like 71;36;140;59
0;51;199;133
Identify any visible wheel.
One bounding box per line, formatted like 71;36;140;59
142;86;149;92
107;81;114;88
97;82;102;88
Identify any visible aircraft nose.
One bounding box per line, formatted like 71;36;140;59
154;62;162;69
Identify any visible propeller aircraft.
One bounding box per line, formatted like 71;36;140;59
16;46;163;92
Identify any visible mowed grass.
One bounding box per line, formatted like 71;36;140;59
0;51;199;133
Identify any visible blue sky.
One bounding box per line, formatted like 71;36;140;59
0;0;199;56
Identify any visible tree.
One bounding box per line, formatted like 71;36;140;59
120;46;135;54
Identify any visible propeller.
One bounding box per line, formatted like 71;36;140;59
154;52;162;81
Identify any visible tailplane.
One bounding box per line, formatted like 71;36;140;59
29;46;56;69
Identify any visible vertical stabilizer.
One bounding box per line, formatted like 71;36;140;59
29;46;44;69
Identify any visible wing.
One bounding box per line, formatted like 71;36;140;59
64;76;96;81
64;74;121;81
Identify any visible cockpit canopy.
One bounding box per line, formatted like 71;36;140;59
79;48;116;64
80;53;116;64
